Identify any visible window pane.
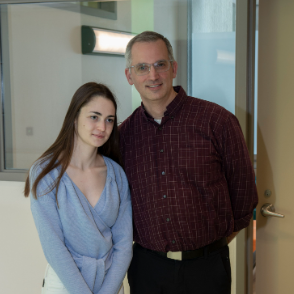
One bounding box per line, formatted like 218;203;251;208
191;0;236;114
0;0;188;170
0;1;131;170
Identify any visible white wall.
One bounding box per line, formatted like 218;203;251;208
0;181;47;294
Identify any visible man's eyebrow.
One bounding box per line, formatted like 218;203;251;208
137;59;166;64
90;111;115;117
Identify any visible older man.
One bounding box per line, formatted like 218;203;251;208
119;31;258;294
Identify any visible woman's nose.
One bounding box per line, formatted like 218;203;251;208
97;120;106;131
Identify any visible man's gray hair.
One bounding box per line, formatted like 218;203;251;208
125;31;175;68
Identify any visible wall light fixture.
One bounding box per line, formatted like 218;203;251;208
81;26;135;56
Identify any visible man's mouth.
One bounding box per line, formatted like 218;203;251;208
146;83;162;89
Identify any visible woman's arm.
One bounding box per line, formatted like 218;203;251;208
97;169;133;294
30;170;93;294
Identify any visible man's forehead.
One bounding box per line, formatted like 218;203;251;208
131;40;169;62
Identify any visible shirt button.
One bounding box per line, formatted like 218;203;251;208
166;218;170;222
163;195;167;198
162;171;165;175
172;240;175;244
160;149;164;153
171;116;174;119
158;127;162;130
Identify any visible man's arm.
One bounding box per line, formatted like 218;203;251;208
221;114;258;232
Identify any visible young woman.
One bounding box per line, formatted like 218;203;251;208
24;82;132;294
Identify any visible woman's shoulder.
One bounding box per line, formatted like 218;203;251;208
103;156;122;171
103;156;127;182
30;158;62;193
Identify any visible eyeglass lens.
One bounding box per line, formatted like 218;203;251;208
134;60;170;76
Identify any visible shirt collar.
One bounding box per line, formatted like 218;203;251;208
140;86;188;121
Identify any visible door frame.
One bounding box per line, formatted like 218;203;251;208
235;1;256;293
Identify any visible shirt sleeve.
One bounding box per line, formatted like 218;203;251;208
30;168;93;294
221;114;258;232
97;167;133;294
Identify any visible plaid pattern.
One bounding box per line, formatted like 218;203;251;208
119;86;258;252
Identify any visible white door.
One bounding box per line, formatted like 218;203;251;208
256;0;294;293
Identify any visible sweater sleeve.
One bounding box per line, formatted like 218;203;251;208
96;167;133;294
30;170;93;294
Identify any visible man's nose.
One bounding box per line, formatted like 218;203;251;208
148;65;160;79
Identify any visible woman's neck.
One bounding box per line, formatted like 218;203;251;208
70;142;100;171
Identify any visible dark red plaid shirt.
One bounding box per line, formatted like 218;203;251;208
119;86;258;252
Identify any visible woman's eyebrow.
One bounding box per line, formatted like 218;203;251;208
90;111;102;116
90;111;115;118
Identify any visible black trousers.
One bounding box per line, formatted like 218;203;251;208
128;243;231;294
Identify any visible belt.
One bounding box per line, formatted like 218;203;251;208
137;237;227;261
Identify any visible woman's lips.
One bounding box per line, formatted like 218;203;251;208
92;134;104;139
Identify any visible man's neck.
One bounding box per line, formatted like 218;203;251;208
142;89;177;119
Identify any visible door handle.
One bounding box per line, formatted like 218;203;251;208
260;203;285;218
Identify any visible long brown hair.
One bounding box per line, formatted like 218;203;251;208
24;82;120;204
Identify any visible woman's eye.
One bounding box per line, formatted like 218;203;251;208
106;118;114;123
90;116;98;120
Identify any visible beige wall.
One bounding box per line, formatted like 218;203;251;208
0;181;47;293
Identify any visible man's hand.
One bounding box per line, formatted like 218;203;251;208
226;231;239;244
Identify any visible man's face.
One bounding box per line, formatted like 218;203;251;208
125;40;178;104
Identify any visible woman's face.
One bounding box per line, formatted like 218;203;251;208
75;96;116;149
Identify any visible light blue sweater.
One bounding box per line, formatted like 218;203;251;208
30;156;133;294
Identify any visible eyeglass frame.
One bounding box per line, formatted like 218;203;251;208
128;60;174;76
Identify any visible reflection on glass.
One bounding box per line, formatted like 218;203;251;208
191;0;236;114
0;1;133;170
0;0;188;170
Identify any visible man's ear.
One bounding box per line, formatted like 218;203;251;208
172;61;178;79
125;68;134;85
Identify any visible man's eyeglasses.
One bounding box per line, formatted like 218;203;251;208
129;60;173;76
